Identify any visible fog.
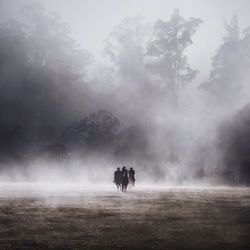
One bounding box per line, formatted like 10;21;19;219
0;0;250;185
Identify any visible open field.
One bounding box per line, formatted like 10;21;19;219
0;184;249;249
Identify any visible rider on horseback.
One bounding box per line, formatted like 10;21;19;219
114;167;122;190
128;167;136;187
121;166;129;192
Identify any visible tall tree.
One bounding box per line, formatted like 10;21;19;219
146;9;202;104
21;3;93;141
104;16;148;79
0;3;93;157
104;17;155;116
200;16;250;104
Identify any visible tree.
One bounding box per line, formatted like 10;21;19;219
146;9;202;104
200;15;250;104
0;3;93;159
218;103;250;184
60;109;151;161
61;110;120;151
104;17;157;116
104;17;146;77
22;3;93;80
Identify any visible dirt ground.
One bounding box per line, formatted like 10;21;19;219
0;184;249;250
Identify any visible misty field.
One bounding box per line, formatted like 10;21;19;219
0;185;249;250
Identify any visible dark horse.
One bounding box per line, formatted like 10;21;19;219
114;167;122;191
121;167;129;192
128;167;135;189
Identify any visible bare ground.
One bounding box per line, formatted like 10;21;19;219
0;185;249;250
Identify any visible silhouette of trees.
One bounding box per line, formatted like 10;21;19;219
218;103;250;184
200;15;250;104
61;110;120;151
104;16;147;78
0;3;93;158
105;11;202;106
146;9;202;104
60;110;151;160
22;3;92;80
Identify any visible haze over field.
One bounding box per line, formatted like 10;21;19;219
0;184;249;249
1;0;250;185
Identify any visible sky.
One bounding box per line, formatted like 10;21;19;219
1;0;250;79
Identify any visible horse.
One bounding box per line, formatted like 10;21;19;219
114;179;121;191
121;174;129;192
128;168;135;190
128;176;135;190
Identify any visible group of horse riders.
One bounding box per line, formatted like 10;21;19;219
114;166;136;191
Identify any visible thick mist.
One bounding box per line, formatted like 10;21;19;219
1;1;250;185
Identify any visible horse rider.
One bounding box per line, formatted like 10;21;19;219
114;167;122;190
121;166;129;191
128;167;136;187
